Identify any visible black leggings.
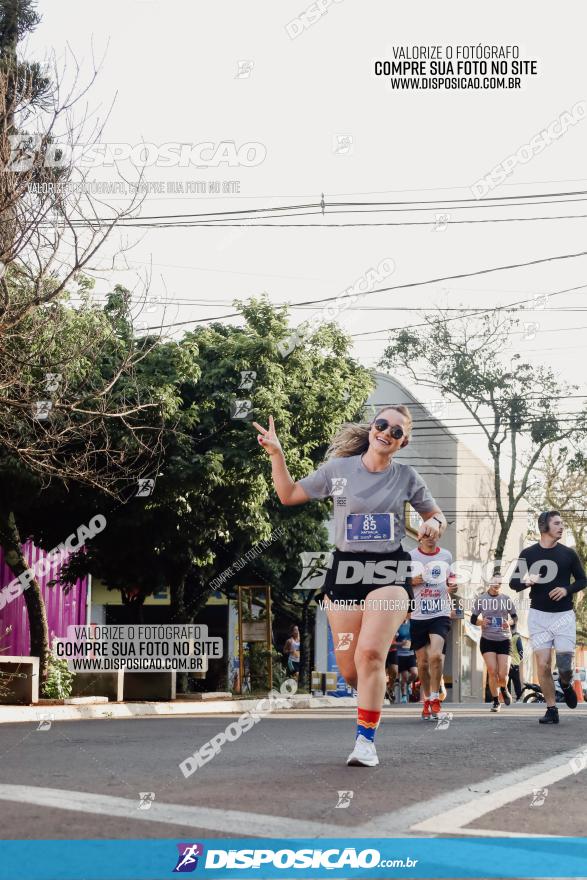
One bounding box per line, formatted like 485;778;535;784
508;665;522;700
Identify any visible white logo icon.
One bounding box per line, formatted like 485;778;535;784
45;373;62;393
432;213;450;232
235;60;254;79
33;400;53;420
335;790;354;808
532;293;549;310
238;371;256;390
425;399;447;418
435;712;453;730
231;399;253;419
331;477;347;496
145;293;164;313
333;134;353;156
522;321;539;341
336;633;354;651
36;712;54;731
294;551;334;590
138;792;156;810
136;478;155;497
530;787;548;807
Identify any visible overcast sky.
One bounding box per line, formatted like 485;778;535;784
29;0;587;463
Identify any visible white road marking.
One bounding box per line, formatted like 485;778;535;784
1;744;585;839
358;743;587;837
0;784;346;837
410;756;578;835
410;745;586;835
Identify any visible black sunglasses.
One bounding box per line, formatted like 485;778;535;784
372;419;404;440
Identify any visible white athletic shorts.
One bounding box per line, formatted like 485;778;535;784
528;608;576;653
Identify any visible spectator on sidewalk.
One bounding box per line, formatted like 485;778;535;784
508;623;524;701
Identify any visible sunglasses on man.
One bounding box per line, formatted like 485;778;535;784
371;419;405;440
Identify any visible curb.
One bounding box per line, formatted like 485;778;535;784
0;694;358;724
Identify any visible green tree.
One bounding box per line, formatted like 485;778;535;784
0;0;51;255
381;310;587;571
0;0;176;682
36;297;372;692
169;296;371;690
0;286;179;679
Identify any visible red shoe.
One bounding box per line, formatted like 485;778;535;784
430;698;442;718
421;699;432;721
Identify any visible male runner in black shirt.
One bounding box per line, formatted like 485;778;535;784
509;511;587;724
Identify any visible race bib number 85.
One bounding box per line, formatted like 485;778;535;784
346;513;393;542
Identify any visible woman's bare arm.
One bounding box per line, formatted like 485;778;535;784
253;416;311;506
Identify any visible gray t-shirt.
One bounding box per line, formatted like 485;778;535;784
298;454;438;553
471;591;516;641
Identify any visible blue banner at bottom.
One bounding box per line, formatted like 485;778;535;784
1;838;586;880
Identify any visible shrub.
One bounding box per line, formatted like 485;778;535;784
42;643;75;699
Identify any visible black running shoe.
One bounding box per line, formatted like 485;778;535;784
500;686;511;706
539;706;559;724
563;685;578;709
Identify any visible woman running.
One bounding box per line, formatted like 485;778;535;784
283;624;301;680
396;619;418;704
253;406;446;767
471;575;518;712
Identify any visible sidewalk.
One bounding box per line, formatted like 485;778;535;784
0;693;358;724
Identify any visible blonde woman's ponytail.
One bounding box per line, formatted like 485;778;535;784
326;422;371;458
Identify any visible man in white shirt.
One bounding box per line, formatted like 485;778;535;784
410;536;456;721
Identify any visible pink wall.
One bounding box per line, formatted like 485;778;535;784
0;542;88;656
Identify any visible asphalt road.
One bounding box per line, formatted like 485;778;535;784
0;702;586;841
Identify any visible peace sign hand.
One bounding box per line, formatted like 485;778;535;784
252;415;283;457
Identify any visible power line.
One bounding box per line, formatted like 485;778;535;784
69;292;587;313
132;312;587;337
139;256;587;332
350;282;587;338
360;394;587;405
409;416;586;429
391;413;586;427
105;212;587;229
329;191;587;208
60;187;587;224
361;322;587;341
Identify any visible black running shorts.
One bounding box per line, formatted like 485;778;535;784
410;616;452;654
480;637;511;656
398;653;417;673
386;649;398;667
322;546;414;606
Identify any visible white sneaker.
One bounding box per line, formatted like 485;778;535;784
346;734;379;767
490;701;501;713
